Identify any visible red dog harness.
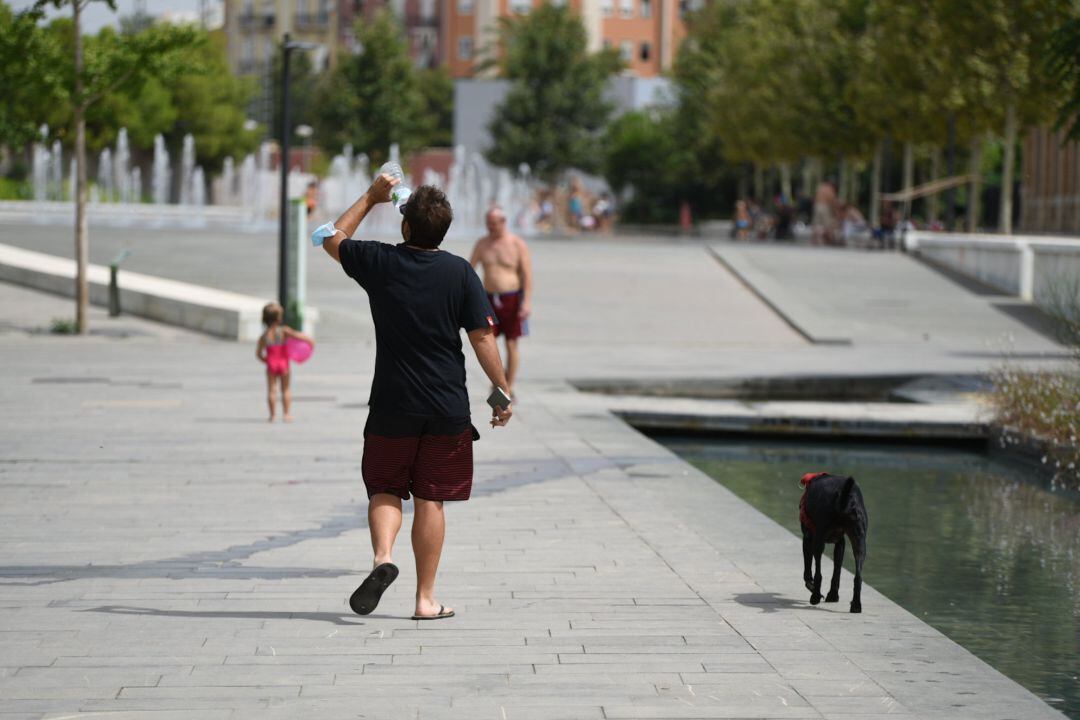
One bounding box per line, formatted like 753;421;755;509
799;472;829;532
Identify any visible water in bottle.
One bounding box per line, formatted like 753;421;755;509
378;161;412;214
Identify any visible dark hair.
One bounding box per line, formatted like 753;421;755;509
403;185;453;249
262;302;284;326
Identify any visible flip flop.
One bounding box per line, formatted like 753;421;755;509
412;605;455;621
349;562;398;615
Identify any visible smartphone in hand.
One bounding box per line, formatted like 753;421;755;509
486;387;511;411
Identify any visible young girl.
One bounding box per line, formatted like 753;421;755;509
256;303;315;422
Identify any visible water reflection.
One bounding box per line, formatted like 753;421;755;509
660;437;1080;718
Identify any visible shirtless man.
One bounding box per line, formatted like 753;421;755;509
470;207;533;397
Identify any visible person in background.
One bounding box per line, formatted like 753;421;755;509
256;302;315;422
734;200;751;240
470;207;533;399
305;181;319;217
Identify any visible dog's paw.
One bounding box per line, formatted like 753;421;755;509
850;601;862;613
810;593;822;605
825;591;839;603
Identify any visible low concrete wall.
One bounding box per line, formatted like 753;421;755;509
905;231;1080;310
0;243;316;341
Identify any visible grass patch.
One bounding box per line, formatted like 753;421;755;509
50;317;77;334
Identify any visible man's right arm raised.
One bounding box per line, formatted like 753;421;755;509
321;174;397;264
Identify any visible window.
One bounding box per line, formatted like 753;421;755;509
619;40;632;62
242;38;254;62
510;0;531;13
457;0;474;15
601;0;613;18
550;0;567;6
619;0;634;19
639;41;651;62
640;0;651;18
420;0;435;20
458;35;473;60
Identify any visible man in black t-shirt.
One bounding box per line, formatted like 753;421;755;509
319;174;512;621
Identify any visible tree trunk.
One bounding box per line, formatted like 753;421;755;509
779;162;792;204
801;159;813;200
945;113;957;231
928;146;941;223
902;142;914;220
848;159;860;206
74;0;89;335
838;156;848;203
870;142;883;228
1000;103;1017;234
967;135;983;232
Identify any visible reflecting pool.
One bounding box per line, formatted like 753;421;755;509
659;437;1080;718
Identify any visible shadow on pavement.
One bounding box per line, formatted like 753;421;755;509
83;605;366;626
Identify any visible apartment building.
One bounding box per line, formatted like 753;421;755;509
352;1;442;68
442;0;695;79
224;0;338;122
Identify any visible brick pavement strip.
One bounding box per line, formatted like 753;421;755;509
0;278;1068;719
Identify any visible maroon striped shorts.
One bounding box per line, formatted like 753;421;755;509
361;412;479;502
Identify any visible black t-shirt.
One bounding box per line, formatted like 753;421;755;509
339;239;495;418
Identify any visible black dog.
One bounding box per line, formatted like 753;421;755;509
799;472;868;613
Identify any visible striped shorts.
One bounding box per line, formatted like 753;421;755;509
361;412;479;502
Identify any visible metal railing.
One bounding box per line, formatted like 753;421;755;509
294;12;329;28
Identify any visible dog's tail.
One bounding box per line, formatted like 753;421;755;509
838;476;856;512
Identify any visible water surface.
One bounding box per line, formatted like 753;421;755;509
660;437;1080;718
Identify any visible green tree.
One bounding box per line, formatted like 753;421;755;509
418;66;453;148
311;10;427;164
271;42;316;146
0;4;65;151
35;0;201;333
485;4;622;181
168;31;259;174
956;0;1075;233
1047;15;1080;142
603;111;678;222
675;0;874;206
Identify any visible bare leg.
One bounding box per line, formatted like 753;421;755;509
504;338;520;395
413;497;451;617
368;493;403;568
281;372;293;421
266;371;277;421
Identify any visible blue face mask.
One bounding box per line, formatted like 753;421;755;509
311;221;339;247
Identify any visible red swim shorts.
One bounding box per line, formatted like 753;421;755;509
487;290;528;340
361;412;478;502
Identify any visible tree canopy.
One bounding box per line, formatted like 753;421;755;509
485;4;622;181
311;9;432;164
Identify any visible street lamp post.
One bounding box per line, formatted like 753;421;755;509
278;34;318;319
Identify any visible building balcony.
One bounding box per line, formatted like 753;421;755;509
294;12;330;29
238;11;276;29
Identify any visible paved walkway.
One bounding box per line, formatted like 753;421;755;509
0;261;1066;719
711;244;1062;352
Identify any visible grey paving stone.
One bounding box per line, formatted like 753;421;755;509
0;240;1068;720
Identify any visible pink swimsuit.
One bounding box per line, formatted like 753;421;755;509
266;334;289;376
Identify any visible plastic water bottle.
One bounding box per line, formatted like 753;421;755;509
378;161;412;214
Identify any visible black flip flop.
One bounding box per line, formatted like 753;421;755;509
412;605;455;621
349;562;398;615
